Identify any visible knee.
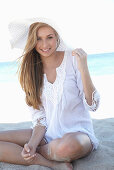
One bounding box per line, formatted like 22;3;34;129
48;133;92;162
56;133;83;161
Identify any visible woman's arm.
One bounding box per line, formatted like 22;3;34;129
21;123;46;162
72;48;95;106
28;124;46;149
78;65;95;105
21;105;47;161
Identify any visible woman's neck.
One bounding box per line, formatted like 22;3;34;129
41;51;60;70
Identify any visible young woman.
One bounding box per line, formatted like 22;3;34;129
0;18;100;170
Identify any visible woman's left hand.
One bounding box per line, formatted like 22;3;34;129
21;143;36;163
72;48;88;72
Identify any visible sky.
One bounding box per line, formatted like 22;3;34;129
0;0;114;61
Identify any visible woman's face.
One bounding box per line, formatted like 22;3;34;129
35;26;58;58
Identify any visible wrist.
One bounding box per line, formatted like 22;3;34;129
28;139;38;149
28;127;45;148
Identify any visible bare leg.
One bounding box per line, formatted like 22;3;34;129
0;129;73;170
38;132;93;162
0;141;72;169
0;129;32;146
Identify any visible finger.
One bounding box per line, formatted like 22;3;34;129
21;149;30;158
72;50;80;58
24;157;35;163
24;143;30;153
22;153;31;158
72;48;87;57
80;48;87;55
74;49;82;57
24;154;36;161
77;48;87;56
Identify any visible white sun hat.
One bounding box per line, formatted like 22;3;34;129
8;17;70;51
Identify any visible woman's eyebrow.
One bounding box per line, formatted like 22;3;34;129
47;34;54;36
37;34;54;38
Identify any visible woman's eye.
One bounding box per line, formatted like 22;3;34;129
48;37;53;39
37;37;53;41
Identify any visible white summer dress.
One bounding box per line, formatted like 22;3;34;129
28;50;100;150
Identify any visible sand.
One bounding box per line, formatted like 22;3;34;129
0;74;114;169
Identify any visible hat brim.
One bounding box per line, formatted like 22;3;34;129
8;17;69;51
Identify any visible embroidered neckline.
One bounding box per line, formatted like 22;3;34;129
44;50;66;85
43;50;67;105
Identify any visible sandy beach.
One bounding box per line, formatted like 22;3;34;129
0;74;114;169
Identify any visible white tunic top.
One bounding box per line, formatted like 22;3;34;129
29;50;100;150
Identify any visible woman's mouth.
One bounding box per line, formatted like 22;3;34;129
41;48;51;52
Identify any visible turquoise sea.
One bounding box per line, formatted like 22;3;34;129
0;52;114;82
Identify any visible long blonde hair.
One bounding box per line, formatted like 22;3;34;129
18;22;60;109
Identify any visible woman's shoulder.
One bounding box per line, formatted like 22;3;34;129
65;50;74;63
57;50;74;66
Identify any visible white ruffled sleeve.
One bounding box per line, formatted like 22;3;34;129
82;90;100;111
72;55;100;112
28;105;47;129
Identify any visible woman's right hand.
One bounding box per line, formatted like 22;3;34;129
21;143;37;162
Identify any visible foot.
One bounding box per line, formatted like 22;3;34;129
52;162;73;170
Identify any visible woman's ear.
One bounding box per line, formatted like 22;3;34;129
57;38;60;48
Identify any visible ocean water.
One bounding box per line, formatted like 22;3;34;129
0;52;114;82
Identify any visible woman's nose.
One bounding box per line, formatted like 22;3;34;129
42;40;48;48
